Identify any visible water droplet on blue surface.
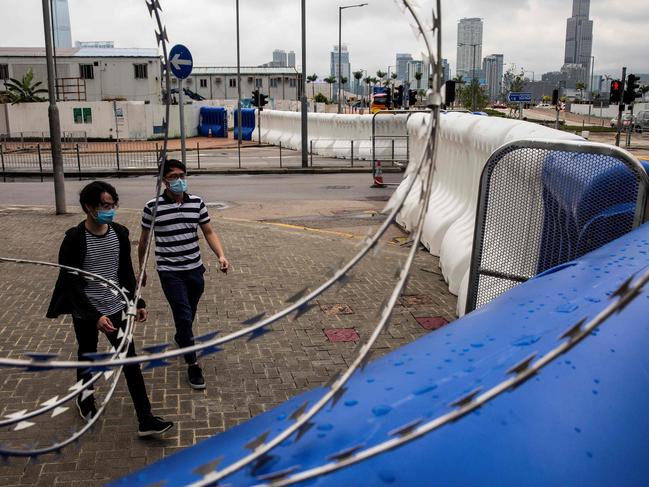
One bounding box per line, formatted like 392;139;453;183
555;302;579;313
513;335;541;347
344;400;358;407
372;405;392;417
317;423;334;431
414;384;438;396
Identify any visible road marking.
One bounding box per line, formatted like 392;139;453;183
218;216;361;240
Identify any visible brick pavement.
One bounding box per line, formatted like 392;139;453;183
0;206;456;486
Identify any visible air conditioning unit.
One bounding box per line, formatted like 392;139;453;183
215;77;222;83
247;76;253;82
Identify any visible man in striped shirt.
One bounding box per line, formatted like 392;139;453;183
139;159;229;390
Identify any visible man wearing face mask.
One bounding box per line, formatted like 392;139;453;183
138;159;229;390
47;181;173;437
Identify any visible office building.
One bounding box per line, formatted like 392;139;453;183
456;18;483;80
52;0;72;48
287;51;296;68
272;49;288;68
0;47;161;103
483;54;503;101
441;59;450;83
330;45;351;93
563;0;593;88
396;53;413;82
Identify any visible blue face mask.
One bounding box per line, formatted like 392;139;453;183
169;178;188;194
95;209;116;224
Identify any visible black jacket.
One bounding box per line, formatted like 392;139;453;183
46;221;145;323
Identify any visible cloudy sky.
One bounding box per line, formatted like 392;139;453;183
1;0;648;79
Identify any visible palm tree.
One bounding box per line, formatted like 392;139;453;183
353;70;363;96
376;70;387;82
414;71;423;89
640;84;649;102
307;73;318;98
4;68;47;104
324;75;336;101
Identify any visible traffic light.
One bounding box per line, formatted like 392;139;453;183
259;93;268;109
623;74;641;104
609;80;622;104
445;80;456;105
251;89;260;107
408;89;417;107
551;89;559;106
396;85;404;108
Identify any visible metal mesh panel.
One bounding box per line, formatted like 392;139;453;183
466;140;649;313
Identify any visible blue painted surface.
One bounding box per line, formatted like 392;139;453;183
233;108;256;141
508;92;532;103
197;107;227;138
113;224;649;486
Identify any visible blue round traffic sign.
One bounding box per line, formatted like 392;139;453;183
169;44;193;80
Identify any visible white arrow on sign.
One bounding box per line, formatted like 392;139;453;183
171;53;192;72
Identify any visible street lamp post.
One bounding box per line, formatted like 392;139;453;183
338;3;367;114
301;0;308;168
42;0;66;214
458;42;479;111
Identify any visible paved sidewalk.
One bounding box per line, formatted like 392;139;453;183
0;206;456;486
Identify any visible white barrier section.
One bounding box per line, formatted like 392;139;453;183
395;112;582;315
252;110;409;159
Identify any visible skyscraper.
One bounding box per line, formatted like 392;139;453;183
330;45;351;93
456;18;483;80
483;54;504;101
396;53;413;82
564;0;593;87
441;59;450;83
287;51;296;68
52;0;72;48
272;49;288;67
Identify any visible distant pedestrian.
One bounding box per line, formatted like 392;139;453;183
47;181;173;437
139;159;229;390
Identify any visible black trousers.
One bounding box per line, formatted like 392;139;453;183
158;265;205;364
72;311;152;422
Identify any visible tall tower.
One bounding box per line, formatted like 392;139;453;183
456;18;483;80
396;53;413;82
52;0;73;48
564;0;593;87
483;54;504;101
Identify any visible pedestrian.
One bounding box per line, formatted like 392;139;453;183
47;181;173;437
138;159;229;390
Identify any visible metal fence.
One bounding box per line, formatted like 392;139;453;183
465;139;649;314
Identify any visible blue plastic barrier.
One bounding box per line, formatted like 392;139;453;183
537;153;645;272
113;222;649;487
197;107;227;137
233;108;256;141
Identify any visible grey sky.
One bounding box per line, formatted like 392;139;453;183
1;0;648;79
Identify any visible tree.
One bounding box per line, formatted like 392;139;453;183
314;92;329;104
459;79;488;111
324;75;336;101
376;70;387;81
353;70;364;95
414;71;423;89
575;82;586;102
307;73;318;98
640;84;649;102
4;68;48;104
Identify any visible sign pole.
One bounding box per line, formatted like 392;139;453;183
179;78;186;166
615;67;626;147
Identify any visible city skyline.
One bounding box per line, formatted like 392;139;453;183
1;0;648;81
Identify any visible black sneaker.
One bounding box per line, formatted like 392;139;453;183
188;364;206;390
76;394;97;422
138;415;174;437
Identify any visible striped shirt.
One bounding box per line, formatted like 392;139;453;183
82;227;124;316
141;192;211;272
